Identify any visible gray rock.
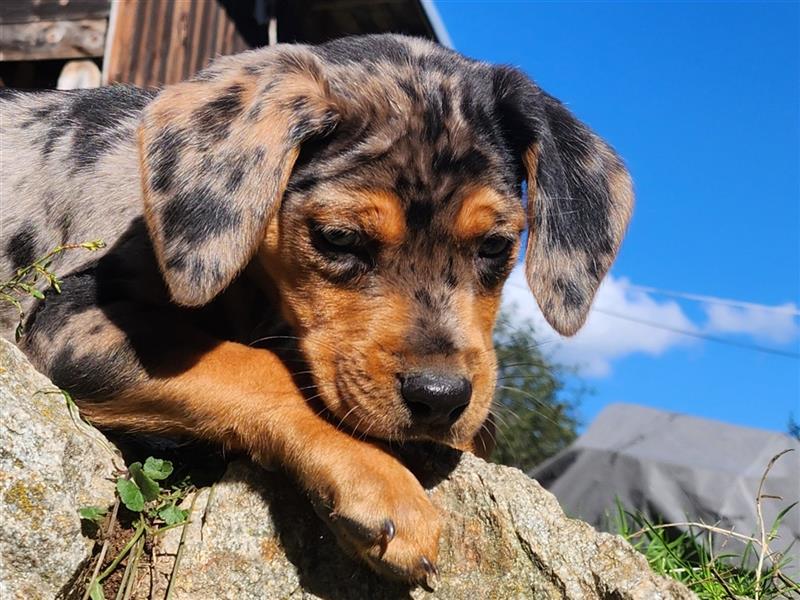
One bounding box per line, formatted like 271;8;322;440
0;338;119;600
0;337;693;599
154;455;695;599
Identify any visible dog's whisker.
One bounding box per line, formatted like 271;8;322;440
336;405;360;432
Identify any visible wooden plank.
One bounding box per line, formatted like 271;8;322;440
193;0;215;74
102;0;138;84
205;0;220;65
163;1;192;85
186;0;208;78
136;0;164;86
103;0;253;87
0;0;110;25
214;1;226;57
0;18;106;61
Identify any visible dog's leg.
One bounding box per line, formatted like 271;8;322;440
22;298;440;583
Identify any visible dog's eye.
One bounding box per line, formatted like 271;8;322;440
478;235;512;259
320;228;361;250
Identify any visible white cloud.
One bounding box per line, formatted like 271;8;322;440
501;265;799;377
703;302;799;345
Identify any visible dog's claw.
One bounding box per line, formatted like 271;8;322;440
378;518;395;556
422;556;438;576
420;556;439;590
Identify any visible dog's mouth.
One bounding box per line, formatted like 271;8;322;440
289;337;489;446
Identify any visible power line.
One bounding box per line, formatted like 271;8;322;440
592;307;800;359
503;281;799;359
625;284;800;316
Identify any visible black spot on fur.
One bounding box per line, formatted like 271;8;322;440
35;87;155;171
148;127;187;194
554;277;585;310
289;116;313;143
432;147;489;179
243;63;264;76
316;35;413;66
406;200;434;231
422;89;445;143
6;223;38;270
288;107;338;144
444;257;458;288
274;51;322;77
397;79;419;102
586;256;603;281
192;83;245;142
161;187;242;244
49;345;142;399
491;67;617;256
0;88;21;100
537;98;614;256
174;255;224;289
414;288;434;309
225;164;246;193
287;172;321;194
191;68;221;82
20;101;61;130
22;272;98;339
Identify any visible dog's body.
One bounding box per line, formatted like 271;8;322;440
1;35;632;583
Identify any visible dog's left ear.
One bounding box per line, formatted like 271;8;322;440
493;67;634;336
138;48;339;306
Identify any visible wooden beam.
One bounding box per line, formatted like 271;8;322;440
0;18;106;61
0;0;110;25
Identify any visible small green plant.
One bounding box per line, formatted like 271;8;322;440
0;240;104;340
615;450;799;600
79;457;195;600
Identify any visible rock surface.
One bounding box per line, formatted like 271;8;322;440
0;337;694;599
150;456;695;600
0;338;119;600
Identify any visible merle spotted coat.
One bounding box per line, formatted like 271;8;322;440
0;35;632;584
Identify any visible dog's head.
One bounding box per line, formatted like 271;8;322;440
138;35;633;449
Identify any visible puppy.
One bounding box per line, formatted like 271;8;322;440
0;34;632;583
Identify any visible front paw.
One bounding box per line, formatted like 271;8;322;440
313;449;442;585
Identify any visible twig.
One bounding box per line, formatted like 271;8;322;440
755;449;794;600
709;565;737;600
98;520;145;581
81;498;121;600
113;534;139;600
165;491;200;600
149;541;156;600
120;536;144;600
628;521;760;546
777;571;800;593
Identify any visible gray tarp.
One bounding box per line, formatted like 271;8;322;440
530;403;800;574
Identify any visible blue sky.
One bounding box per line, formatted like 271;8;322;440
434;1;799;433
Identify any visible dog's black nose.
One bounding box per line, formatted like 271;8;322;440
399;372;472;427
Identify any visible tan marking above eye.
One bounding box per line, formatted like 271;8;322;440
452;186;524;241
309;188;406;245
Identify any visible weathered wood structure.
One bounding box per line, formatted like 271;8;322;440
0;0;449;89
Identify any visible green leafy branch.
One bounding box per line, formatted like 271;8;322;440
0;240;104;340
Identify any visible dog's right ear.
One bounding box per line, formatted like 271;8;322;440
138;47;340;307
493;66;633;337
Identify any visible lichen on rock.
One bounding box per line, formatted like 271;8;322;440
0;338;118;600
